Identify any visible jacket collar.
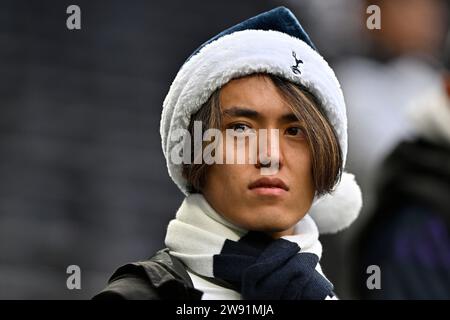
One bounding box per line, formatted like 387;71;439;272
108;248;203;300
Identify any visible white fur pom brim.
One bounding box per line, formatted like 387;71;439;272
308;172;362;234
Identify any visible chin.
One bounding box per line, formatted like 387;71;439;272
231;205;303;232
246;215;297;233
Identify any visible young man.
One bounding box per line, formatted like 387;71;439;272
94;6;362;300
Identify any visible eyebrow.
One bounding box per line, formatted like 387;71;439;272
222;106;301;123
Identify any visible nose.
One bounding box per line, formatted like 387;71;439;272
254;128;282;172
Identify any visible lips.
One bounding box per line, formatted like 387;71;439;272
248;177;289;192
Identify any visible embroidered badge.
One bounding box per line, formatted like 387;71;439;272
291;51;303;75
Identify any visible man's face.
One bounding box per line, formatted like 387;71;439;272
202;74;315;238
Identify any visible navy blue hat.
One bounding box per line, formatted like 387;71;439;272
187;7;317;62
161;6;362;234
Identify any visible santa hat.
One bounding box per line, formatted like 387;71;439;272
160;6;362;234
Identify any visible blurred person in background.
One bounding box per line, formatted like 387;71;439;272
337;0;448;215
327;0;448;298
352;33;450;299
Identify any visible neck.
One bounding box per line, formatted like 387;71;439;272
267;226;295;239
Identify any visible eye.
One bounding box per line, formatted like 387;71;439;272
285;126;305;137
230;123;252;133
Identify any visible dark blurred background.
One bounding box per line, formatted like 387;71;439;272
0;0;448;299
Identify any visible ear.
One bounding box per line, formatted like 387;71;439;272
308;172;363;234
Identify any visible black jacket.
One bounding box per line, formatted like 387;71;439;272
353;138;450;299
93;249;203;300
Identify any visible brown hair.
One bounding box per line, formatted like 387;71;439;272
182;74;342;196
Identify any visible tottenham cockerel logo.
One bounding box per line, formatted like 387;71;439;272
291;51;303;75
